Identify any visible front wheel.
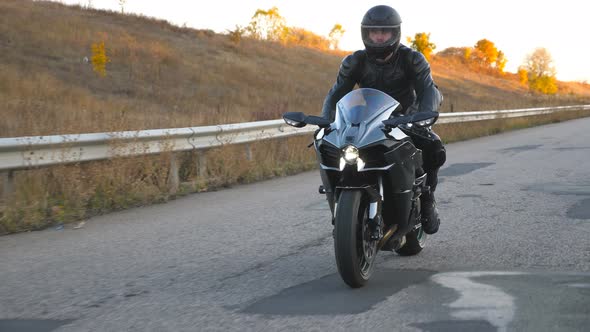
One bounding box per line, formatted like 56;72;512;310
334;190;377;288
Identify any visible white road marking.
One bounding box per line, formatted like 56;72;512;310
432;271;525;332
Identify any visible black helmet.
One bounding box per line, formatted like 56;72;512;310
361;5;402;60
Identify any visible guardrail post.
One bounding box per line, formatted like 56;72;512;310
168;153;179;194
1;171;15;201
197;152;207;178
245;144;253;161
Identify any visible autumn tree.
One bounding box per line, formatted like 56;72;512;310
407;32;436;61
467;48;487;66
474;39;499;67
451;39;507;73
523;47;557;94
91;41;109;77
517;67;528;85
246;7;286;41
496;51;507;73
241;7;340;51
524;47;556;78
463;47;472;62
328;24;345;50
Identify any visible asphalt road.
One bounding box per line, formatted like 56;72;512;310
1;117;589;332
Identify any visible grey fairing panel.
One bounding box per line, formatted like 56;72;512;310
325;88;400;149
324;109;395;149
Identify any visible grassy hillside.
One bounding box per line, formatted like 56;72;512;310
1;0;590;234
1;0;338;137
431;56;590;113
2;0;589;138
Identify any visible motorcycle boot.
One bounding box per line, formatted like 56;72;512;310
420;191;440;234
415;135;445;235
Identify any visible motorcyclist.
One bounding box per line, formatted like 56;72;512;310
321;5;446;234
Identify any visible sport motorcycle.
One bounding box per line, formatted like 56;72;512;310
283;88;439;288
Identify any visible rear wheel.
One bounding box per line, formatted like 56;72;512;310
334;190;377;288
395;225;427;256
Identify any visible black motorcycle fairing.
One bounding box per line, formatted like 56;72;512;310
317;137;423;229
317;138;414;171
380;140;423;229
316;89;425;229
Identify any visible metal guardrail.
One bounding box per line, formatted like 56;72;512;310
435;105;590;123
1;104;589;197
0;120;308;172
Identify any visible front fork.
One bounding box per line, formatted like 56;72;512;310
322;165;385;235
368;177;384;239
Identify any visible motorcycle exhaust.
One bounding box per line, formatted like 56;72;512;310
378;224;398;250
378;224;408;251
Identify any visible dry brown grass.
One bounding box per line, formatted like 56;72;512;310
1;0;590;233
0;136;316;234
0;0;337;137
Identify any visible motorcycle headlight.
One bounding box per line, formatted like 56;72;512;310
342;145;359;165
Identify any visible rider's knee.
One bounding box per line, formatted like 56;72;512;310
431;140;446;168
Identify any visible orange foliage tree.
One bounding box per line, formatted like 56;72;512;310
407;32;436;61
474;39;499;67
452;39;508;74
517;67;528;85
496;51;507;73
91;40;109;77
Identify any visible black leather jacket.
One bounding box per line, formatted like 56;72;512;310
321;45;442;121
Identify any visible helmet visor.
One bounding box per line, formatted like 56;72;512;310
361;26;400;47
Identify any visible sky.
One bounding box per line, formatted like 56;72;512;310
61;0;589;82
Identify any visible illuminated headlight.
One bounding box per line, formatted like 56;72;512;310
342;145;359;164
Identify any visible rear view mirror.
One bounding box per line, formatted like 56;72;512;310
283;112;307;128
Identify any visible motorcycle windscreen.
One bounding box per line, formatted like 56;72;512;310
329;88;401;148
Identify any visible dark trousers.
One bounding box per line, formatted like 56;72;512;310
406;128;446;198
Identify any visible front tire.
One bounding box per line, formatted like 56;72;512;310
334;190;376;288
